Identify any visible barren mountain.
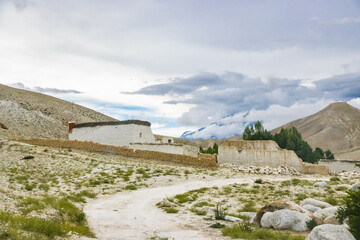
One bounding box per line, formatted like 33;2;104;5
271;102;360;160
0;84;115;139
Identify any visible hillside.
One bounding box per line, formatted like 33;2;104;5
0;84;115;139
271;102;360;160
191;136;243;148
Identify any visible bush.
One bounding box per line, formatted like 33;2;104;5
336;189;360;239
306;218;318;230
165;207;179;214
210;222;225;228
214;204;227;220
255;179;263;184
330;176;340;182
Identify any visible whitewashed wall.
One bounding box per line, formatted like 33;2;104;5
69;124;156;146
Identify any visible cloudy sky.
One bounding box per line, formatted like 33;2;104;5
1;0;360;138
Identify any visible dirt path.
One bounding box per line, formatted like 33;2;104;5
83;175;327;240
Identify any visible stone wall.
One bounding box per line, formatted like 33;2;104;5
129;143;198;157
218;140;329;175
69;124;156;146
218;140;303;171
16;139;218;168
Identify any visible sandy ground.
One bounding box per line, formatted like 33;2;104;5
84;175;328;240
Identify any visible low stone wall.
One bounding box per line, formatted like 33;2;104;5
129;143;198;157
301;162;329;175
16;139;218;168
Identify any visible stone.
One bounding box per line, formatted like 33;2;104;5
337;184;351;189
302;204;321;213
314;181;328;188
300;198;332;208
254;200;313;224
350;182;360;191
261;209;310;231
238;212;257;223
224;215;241;221
323;216;339;225
305;224;355;240
314;207;338;219
260;212;273;228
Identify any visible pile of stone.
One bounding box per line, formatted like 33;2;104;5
223;164;300;175
255;198;356;240
338;171;360;180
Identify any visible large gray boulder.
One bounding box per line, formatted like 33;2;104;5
260;209;310;231
314;207;338;219
306;224;355;240
350;182;360;191
301;198;332;208
302;204;321;213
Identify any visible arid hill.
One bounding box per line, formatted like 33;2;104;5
0;84;115;139
271;102;360;161
192;136;243;148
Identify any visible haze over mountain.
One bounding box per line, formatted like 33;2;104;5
271;102;360;161
0;84;115;139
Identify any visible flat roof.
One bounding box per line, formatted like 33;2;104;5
73;120;151;128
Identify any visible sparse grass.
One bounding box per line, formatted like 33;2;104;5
165;207;179;214
255;179;263;184
324;195;338;205
210;222;225;228
214;204;227;220
222;224;305;240
125;184;137;190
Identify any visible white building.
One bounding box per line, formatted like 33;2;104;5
68;120;199;157
69;120;156;146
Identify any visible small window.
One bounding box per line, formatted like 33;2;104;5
238;149;242;153
168;139;172;144
139;132;142;138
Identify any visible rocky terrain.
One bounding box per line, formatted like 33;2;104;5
271;102;360;161
0;84;114;140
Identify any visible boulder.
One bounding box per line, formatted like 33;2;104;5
350;182;360;191
337;184;351;189
260;212;273;228
323;216;339;225
300;198;332;208
302;204;321;213
306;224;355;240
261;209;310;231
314;207;338;219
314;181;328;188
254;200;313;224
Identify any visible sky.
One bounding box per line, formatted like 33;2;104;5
1;0;360;138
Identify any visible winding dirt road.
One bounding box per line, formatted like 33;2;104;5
84;175;326;240
84;178;253;240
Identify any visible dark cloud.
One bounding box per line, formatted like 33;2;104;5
11;82;82;94
126;72;360;126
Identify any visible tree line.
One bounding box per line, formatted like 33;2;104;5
242;121;334;163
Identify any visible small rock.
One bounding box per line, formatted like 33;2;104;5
300;198;332;208
302;204;321;213
306;224;355;240
225;215;241;221
314;207;338;219
350;182;360;191
314;181;328;188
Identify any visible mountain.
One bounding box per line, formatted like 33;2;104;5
0;84;115;139
271;102;360;160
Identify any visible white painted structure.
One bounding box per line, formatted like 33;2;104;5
69;120;156;147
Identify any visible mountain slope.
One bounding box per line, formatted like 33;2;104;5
0;84;115;139
271;102;360;160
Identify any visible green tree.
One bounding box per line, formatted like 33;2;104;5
336;189;360;239
212;143;219;154
325;149;335;160
242;121;272;140
314;147;325;160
